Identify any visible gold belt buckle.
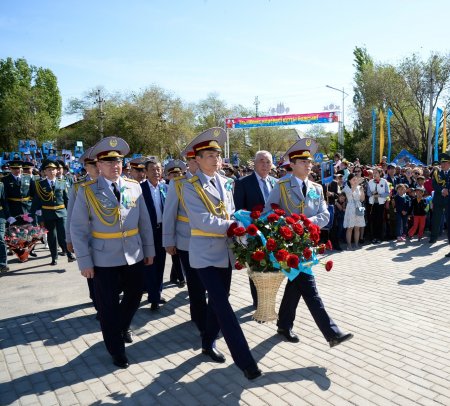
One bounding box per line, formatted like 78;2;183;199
122;230;128;238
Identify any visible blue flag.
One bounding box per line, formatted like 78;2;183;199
387;108;393;162
434;108;443;162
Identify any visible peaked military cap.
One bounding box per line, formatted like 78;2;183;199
79;147;96;165
22;161;35;168
8;160;23;169
284;138;318;161
129;157;147;170
183;127;226;155
438;152;450;163
164;159;187;176
91;136;130;161
42;159;58;170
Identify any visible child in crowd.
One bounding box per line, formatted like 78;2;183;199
394;184;410;242
408;187;427;241
334;192;347;245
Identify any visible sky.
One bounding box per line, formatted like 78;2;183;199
1;0;450;130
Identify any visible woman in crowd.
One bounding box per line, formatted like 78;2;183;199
401;167;417;189
343;173;366;250
367;168;390;244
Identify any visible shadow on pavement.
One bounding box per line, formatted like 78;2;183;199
398;257;450;285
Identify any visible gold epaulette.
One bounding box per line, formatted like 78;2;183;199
278;179;289;184
80;179;96;187
174;175;185;181
125;178;139;184
188;176;199;184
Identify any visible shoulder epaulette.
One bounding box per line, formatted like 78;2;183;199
124;178;139;184
80;179;96;187
174;175;185;181
188;176;199;184
73;177;87;185
278;179;289;184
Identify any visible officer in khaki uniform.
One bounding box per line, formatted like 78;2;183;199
183;128;262;380
31;160;74;265
266;138;353;348
163;155;208;334
70;136;155;369
66;147;99;312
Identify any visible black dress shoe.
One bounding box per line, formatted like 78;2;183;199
277;328;300;343
243;365;263;380
67;253;76;262
112;354;129;369
122;330;133;343
50;260;57;266
59;251;66;256
158;298;167;304
329;332;354;348
178;281;186;288
0;265;10;273
150;303;160;311
29;252;38;257
202;348;226;363
429;239;437;244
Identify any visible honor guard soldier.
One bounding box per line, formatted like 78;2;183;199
129;157;147;183
0;181;11;272
266;138;353;348
164;160;187;287
66;147;100;312
70;136;155;369
141;158;167;310
31;160;74;265
430;153;450;244
183;128;262;380
1;160;34;218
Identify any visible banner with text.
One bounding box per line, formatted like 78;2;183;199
225;111;339;129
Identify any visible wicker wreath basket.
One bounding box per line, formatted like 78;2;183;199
248;270;285;323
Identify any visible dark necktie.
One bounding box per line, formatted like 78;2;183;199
302;181;307;198
112;182;121;202
261;178;270;201
210;179;217;190
50;180;54;189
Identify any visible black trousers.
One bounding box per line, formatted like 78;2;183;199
178;249;207;333
277;272;341;341
369;203;385;240
430;202;446;241
94;261;144;357
144;225;166;303
44;217;67;260
170;253;185;283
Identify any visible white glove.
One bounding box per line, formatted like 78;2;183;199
7;217;16;224
35;210;42;216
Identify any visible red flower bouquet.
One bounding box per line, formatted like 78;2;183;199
232;205;333;279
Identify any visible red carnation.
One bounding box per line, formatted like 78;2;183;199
267;213;280;223
275;249;289;261
233;226;246;237
266;238;277;251
250;211;261;219
246;224;258;236
291;213;300;221
285;216;295;225
325;240;333;250
279;226;293;240
252;204;264;212
292;223;304;235
251;250;265;261
325;260;333;272
318;244;326;254
303;218;312;227
303;247;312;260
235;261;244;270
274;208;286;217
227;222;238;237
310;233;320;245
308;223;319;233
271;203;280;210
299;214;307;221
286;254;300;268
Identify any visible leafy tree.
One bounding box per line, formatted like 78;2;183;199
0;57;61;149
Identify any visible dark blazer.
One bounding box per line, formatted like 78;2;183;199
140;180;167;231
30;178;68;220
1;173;34;216
234;172;276;211
0;182;11;220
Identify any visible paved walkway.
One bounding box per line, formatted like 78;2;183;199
1;238;450;405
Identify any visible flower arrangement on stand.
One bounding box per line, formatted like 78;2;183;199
5;215;48;262
230;204;333;322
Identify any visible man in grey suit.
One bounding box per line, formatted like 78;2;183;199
183;128;262;380
70;136;155;369
266;138;353;348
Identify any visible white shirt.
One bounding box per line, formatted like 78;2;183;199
46;178;56;188
294;177;308;196
148;180;163;224
104;177;123;203
256;174;272;201
203;172;223;200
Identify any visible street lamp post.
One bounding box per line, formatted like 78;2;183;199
326;85;348;156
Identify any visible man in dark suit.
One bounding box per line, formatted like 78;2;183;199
141;159;168;310
0;181;11;272
234;150;277;307
431;154;450;244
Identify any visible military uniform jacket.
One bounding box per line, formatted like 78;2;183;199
65;175;89;244
162;174;192;251
265;176;330;228
70;176;155;270
1;173;34;216
183;171;235;268
0;182;11;220
31;178;68;221
434;169;449;206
